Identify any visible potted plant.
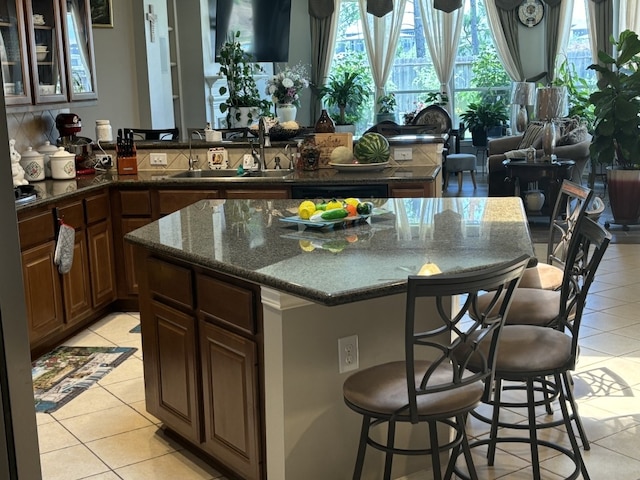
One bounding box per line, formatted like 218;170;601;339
265;63;309;123
460;100;509;147
317;71;369;133
589;29;640;226
375;93;397;124
218;31;271;128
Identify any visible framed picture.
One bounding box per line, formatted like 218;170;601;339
90;0;113;27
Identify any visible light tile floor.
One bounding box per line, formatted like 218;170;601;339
36;243;640;479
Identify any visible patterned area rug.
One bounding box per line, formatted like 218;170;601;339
32;346;137;413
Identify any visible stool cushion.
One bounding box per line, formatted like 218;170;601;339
473;288;561;326
446;153;476;172
518;263;563;290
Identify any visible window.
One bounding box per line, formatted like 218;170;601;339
328;0;509;134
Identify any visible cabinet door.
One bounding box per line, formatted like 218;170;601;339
60;0;97;101
25;0;67;103
61;230;92;325
121;218;152;296
200;321;261;480
87;220;116;308
157;189;221;217
145;301;201;443
21;241;64;343
0;0;32;105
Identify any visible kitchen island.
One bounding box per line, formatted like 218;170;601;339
126;197;533;480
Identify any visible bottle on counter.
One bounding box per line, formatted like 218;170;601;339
95;120;113;142
300;136;320;171
315;109;335;133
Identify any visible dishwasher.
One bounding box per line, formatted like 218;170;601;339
290;184;388;200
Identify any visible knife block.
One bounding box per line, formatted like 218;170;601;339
117;155;138;175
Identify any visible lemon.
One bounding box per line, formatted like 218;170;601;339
298;201;316;219
325;199;343;210
299;240;315;252
344;197;360;208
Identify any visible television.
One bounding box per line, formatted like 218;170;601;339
209;0;292;63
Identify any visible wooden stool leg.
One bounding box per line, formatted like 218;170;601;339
458;171;463;190
444;170;449;189
470;170;477;189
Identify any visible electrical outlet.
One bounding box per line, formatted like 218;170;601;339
338;335;359;373
98;154;112;168
150;152;167;166
394;147;412;161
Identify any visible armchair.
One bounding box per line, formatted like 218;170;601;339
487;125;591;196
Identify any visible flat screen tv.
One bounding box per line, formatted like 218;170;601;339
209;0;292;63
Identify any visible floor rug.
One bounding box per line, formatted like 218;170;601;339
32;346;137;413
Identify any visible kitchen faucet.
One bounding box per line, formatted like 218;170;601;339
188;128;203;170
255;117;266;170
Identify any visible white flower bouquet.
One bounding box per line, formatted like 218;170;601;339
266;64;309;108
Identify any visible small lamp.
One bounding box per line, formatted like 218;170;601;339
536;86;566;162
511;82;535;133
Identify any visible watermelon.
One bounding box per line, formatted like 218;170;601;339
354;133;390;164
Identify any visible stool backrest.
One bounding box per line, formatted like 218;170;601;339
558;216;611;365
404;254;530;423
547;180;593;268
125;128;179;141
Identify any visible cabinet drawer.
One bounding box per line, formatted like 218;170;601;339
120;190;152;216
18;209;55;249
85;191;110;224
147;258;193;310
57;201;85;229
157;190;221;216
197;275;256;334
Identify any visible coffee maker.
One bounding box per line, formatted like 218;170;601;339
55;113;95;173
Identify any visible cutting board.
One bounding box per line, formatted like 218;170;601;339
314;133;353;168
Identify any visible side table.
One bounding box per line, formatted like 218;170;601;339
503;159;575;216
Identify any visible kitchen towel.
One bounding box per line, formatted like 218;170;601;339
54;220;75;274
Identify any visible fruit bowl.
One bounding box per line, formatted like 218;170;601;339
268;125;301;141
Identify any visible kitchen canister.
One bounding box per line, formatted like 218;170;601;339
19;147;45;181
95;119;113;142
50;147;76;179
38;140;58;178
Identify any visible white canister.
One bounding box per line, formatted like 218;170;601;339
38;140;59;178
95;120;113;142
50;147;76;179
19;147;45;181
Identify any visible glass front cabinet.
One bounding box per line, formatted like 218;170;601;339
1;0;97;107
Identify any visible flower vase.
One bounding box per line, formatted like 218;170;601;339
277;104;297;123
315;109;335;133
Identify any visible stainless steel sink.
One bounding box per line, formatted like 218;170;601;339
244;169;293;178
171;169;247;179
170;169;293;180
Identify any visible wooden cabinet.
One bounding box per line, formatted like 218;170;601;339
136;250;264;480
18;189;115;355
156;189;221;216
388;181;435;198
225;187;289;199
1;0;97;108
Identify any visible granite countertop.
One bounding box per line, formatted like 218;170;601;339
15;165;441;213
124;197;534;306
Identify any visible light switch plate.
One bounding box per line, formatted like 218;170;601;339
394;147;412;161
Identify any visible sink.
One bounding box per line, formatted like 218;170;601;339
171;169;247;179
244;169;293;178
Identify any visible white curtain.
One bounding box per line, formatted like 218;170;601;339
483;0;522;81
357;0;408;108
549;0;575;81
620;0;640;33
417;0;464;116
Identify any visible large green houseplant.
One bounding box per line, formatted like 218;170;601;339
589;29;640;225
218;31;270;128
460;101;508;146
317;71;369;129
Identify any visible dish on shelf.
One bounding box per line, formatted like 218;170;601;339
328;161;389;172
36;51;48;61
39;84;55;95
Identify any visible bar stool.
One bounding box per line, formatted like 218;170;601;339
444;153;477;190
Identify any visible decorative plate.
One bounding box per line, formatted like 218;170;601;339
518;0;544;27
328;161;389;172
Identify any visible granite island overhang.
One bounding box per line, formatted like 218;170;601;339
124;197;534;480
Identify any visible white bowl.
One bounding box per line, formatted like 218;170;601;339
4;83;15;95
35;45;47;52
36;51;48;61
39;84;55;95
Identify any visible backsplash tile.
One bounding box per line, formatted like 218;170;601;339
6;109;67;153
